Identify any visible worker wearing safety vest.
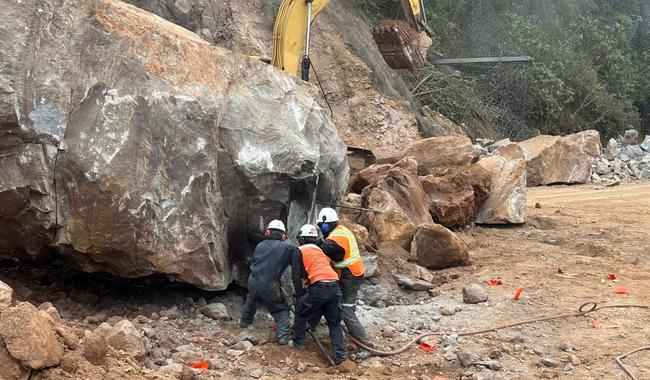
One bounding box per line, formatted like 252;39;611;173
316;207;375;360
290;224;348;365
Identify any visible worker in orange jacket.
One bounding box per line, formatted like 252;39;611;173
290;224;348;365
316;207;374;360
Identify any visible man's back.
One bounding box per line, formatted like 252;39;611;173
249;239;293;285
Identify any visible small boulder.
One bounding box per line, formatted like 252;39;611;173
0;340;29;380
105;319;146;359
541;357;561;368
82;331;108;365
0;281;13;310
641;135;650;152
457;350;477;367
462;284;488;304
622;129;639;145
201;303;230;320
410;224;469;269
0;302;64;370
158;363;185;378
362;254;379;278
230;340;254;352
393;274;433;291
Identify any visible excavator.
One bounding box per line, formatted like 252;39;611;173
271;0;434;81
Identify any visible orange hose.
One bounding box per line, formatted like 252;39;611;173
346;302;650;356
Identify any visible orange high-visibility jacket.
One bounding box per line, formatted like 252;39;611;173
299;244;339;285
328;225;365;277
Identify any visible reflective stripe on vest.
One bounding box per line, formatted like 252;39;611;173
329;226;361;269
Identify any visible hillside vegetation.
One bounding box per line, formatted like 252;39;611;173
359;0;650;140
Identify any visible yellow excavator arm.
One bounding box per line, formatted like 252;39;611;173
271;0;332;79
271;0;431;80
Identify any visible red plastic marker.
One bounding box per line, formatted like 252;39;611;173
419;340;436;353
513;286;524;300
614;286;628;295
608;273;617;281
487;279;504;286
190;360;209;370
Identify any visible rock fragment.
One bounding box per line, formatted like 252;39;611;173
105;319;146;359
201;303;230;320
410;224;469;269
462;284;488;304
0;281;13;310
393;274;433;291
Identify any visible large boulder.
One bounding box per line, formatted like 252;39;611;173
402;136;479;175
361;158;433;249
410;224;469;269
475;147;527;224
0;302;64;370
0;0;347;290
516;132;599;186
420;164;491;227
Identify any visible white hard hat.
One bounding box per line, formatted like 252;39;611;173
317;207;339;224
298;224;320;238
267;219;286;232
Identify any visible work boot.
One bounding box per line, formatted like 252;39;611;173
353;349;374;361
278;337;291;346
239;321;251;329
289;340;305;351
334;353;349;366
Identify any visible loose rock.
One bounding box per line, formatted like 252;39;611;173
393;274;433;291
462;284;489;304
201;303;230;320
410;224;469;269
0;302;64;369
0;281;13;310
106;319;146;359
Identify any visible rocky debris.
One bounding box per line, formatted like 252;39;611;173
487;138;512;153
201;303;230;320
0;341;30;380
381;326;396;338
158;363;185;378
362;158;433;248
393;274;433;291
591;130;650;183
420;164;492;227
622;129;640;145
229;340;254;352
541;357;561;368
475;148;527;224
358;284;394;307
517;131;600;186
402;136;479;175
106;320;146;359
441;307;456;316
81;331;108;365
347;164;392;193
0;280;13;310
235;330;268;346
0;302;64;370
457;351;477;367
410;224;470;269
462;284;489;304
0;0;348;291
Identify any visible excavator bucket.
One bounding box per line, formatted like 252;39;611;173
371;20;432;70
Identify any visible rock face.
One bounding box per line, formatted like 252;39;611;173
517;131;600;186
0;0;347;290
410;224;469;269
402;136;479;175
420;164;491;227
475;147;527;224
0;302;64;370
361;158;433;249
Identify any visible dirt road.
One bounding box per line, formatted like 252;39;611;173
231;183;650;379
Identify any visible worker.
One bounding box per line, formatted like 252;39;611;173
291;224;348;365
240;220;295;345
315;208;375;360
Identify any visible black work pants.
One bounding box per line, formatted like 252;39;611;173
240;279;290;342
293;282;347;363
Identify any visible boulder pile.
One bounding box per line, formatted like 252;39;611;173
591;130;650;183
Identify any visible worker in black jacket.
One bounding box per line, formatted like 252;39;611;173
240;220;296;345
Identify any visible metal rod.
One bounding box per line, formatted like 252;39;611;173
616;346;650;380
304;1;312;57
315;201;376;213
431;56;534;65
